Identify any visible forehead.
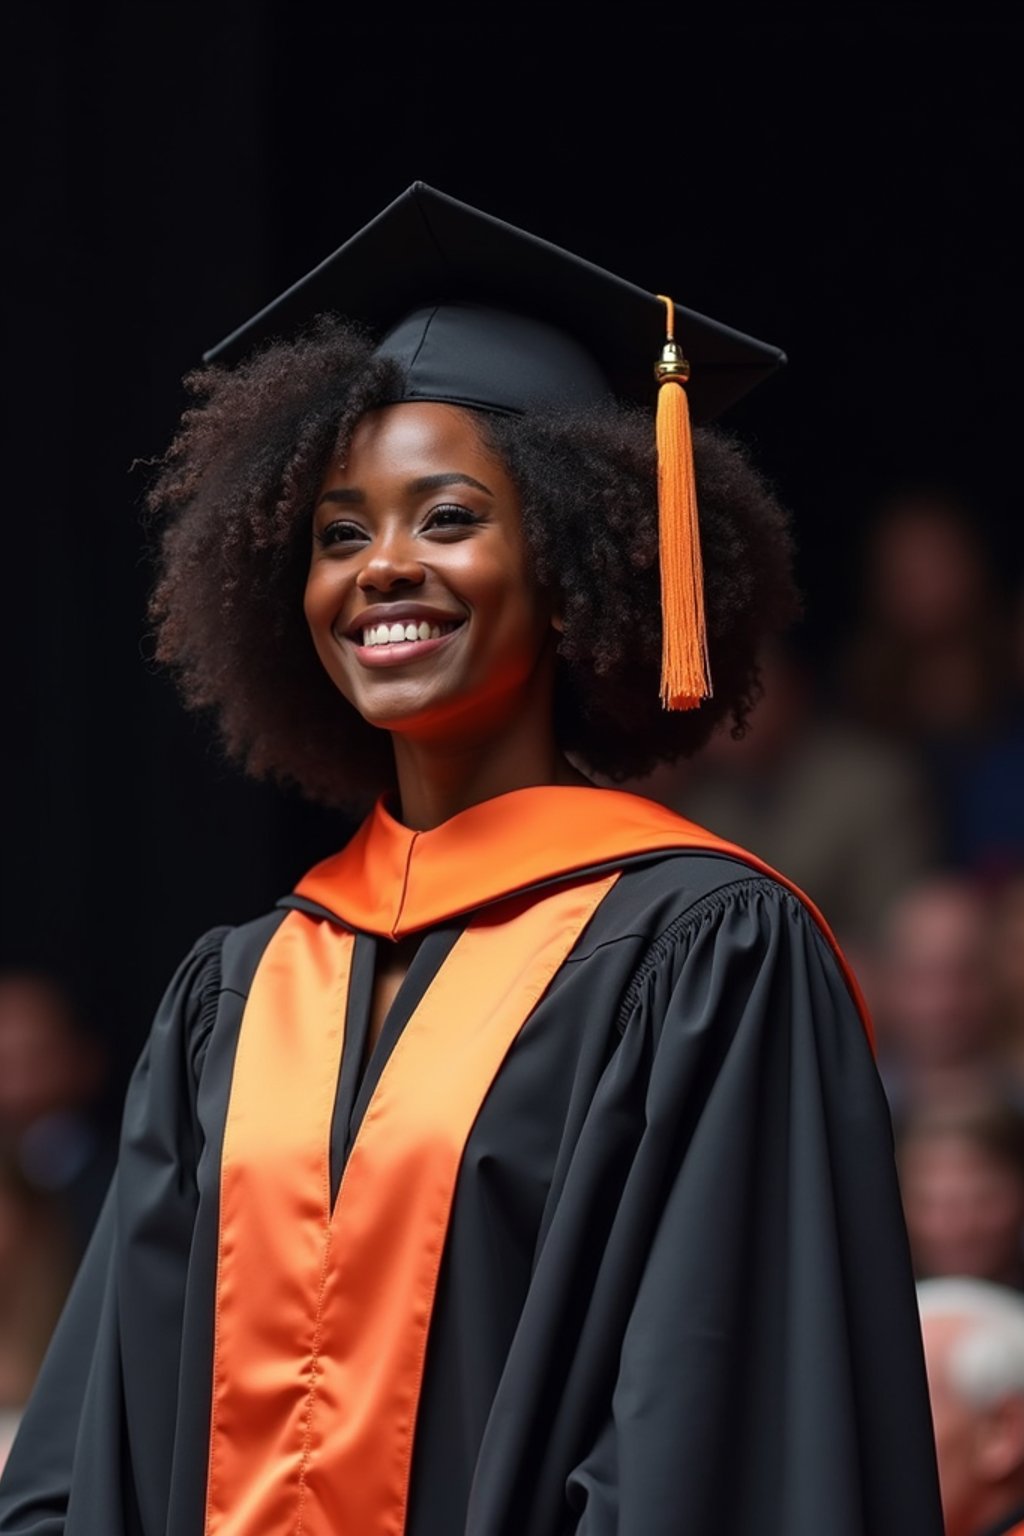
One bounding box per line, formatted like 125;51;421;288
334;402;503;482
888;885;986;953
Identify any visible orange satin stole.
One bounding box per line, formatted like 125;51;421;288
205;872;618;1536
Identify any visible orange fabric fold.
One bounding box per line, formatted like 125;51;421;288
206;873;618;1536
205;909;354;1536
293;785;873;1048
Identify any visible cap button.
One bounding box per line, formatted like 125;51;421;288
655;339;691;386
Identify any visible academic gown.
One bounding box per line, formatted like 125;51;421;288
0;787;943;1535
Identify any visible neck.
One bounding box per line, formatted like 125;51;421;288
390;691;590;831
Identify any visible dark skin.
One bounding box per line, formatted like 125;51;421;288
304;401;591;1056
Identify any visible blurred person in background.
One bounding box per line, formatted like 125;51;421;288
919;1278;1024;1536
994;875;1024;1084
627;638;937;957
0;1158;73;1474
900;1102;1024;1289
842;490;1024;877
0;970;114;1255
874;875;1005;1118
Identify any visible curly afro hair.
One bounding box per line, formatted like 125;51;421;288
146;317;798;808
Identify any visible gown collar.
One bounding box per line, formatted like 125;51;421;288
291;785;747;939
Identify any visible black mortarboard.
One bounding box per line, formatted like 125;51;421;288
205;183;786;709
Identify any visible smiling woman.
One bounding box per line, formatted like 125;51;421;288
141;313;794;809
304;403;560;793
0;185;944;1536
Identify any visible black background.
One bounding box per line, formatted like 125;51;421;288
3;6;1023;1077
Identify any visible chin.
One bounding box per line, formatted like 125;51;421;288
345;685;471;737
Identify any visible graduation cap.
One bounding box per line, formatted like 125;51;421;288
205;182;785;710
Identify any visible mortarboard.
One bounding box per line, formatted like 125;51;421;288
205;183;785;709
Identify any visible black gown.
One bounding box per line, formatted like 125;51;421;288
0;826;943;1534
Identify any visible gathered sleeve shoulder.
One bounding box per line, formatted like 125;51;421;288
562;873;943;1536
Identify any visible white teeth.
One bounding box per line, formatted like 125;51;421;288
359;620;456;647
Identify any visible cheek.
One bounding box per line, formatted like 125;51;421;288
929;1386;977;1501
302;580;317;636
468;539;549;642
303;566;352;686
304;564;340;640
481;579;551;667
429;542;505;628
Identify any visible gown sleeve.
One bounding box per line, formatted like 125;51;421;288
562;877;943;1536
0;928;228;1536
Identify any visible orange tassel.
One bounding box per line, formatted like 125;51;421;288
655;295;711;709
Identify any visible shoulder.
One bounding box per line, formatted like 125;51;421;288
614;851;822;971
140;909;289;1069
219;908;290;996
608;851;871;1046
594;846;823;946
120;909;291;1140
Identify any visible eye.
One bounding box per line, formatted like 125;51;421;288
314;520;368;548
424;503;482;532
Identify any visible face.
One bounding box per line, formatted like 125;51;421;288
0;979;98;1130
923;1313;984;1536
901;1135;1024;1284
869;503;986;638
304;403;556;744
879;882;994;1067
993;878;1024;1021
922;1312;1024;1536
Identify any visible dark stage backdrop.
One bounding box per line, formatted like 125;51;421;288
3;7;1023;1079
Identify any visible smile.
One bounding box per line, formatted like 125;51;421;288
345;620;465;669
361;620;460;648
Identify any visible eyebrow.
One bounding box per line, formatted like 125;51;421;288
316;472;495;508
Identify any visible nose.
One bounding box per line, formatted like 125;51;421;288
355;530;426;595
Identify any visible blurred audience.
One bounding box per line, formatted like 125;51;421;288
872;876;1005;1117
994;875;1024;1084
900;1102;1024;1288
0;969;115;1255
0;1156;73;1472
626;640;937;953
841;490;1024;876
919;1278;1024;1536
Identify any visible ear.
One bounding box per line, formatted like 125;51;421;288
975;1395;1024;1484
551;613;565;634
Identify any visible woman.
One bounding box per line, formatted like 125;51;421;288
0;1158;73;1475
899;1098;1024;1288
0;185;943;1535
